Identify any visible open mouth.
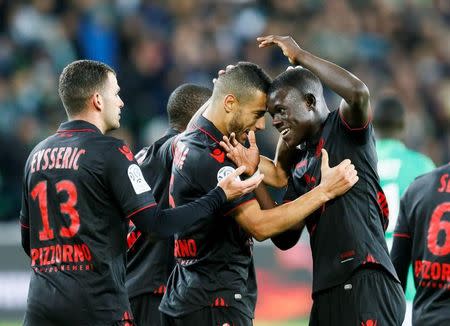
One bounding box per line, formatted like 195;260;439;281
280;128;290;139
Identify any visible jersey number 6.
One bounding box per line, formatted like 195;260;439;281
427;202;450;256
31;180;80;241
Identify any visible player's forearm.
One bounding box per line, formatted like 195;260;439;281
390;237;412;291
254;182;276;209
252;185;328;241
259;156;288;188
254;184;303;249
294;49;369;107
131;186;226;237
21;225;30;257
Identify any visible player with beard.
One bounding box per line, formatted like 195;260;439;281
126;84;212;326
159;62;359;325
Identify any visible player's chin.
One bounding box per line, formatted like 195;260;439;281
282;133;296;148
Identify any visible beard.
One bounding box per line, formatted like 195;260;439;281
228;111;247;144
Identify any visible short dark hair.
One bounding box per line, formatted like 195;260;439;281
213;62;272;103
270;67;323;96
373;96;405;133
167;83;212;130
58;60;115;116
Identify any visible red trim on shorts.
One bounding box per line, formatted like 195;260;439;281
224;198;257;216
126;203;157;219
393;233;411;239
338;108;372;131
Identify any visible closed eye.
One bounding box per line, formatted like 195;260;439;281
255;111;266;119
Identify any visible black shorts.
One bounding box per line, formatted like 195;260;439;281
130;293;163;326
161;306;252;326
24;311;136;326
309;266;406;326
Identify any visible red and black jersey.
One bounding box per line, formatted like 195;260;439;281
126;128;178;299
282;109;399;294
20;120;155;325
391;163;450;325
159;116;257;319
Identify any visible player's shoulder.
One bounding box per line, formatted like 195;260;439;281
140;134;177;167
93;134;126;147
90;135;138;164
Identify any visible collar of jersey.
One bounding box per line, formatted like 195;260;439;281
303;113;330;151
192;116;224;145
57;120;102;134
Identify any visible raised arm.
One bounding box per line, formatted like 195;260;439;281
258;35;371;129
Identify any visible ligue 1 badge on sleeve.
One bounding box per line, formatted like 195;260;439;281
217;166;240;183
128;164;151;194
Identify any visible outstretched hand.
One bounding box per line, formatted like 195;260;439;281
220;130;260;176
318;149;358;200
257;35;302;65
218;165;264;200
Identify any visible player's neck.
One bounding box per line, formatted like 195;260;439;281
202;103;228;136
69;113;106;134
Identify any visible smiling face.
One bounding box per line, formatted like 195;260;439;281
227;89;267;143
267;86;317;147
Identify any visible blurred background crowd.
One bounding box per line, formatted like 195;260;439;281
0;0;449;223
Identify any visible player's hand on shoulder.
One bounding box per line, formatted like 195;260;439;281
218;165;264;201
317;149;358;200
220;130;260;176
257;35;302;65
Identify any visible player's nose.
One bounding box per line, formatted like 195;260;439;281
255;116;265;131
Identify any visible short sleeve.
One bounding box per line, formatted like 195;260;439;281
105;141;156;218
336;109;371;143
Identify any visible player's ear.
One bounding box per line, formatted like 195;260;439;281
92;92;103;111
223;94;237;113
304;93;316;111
